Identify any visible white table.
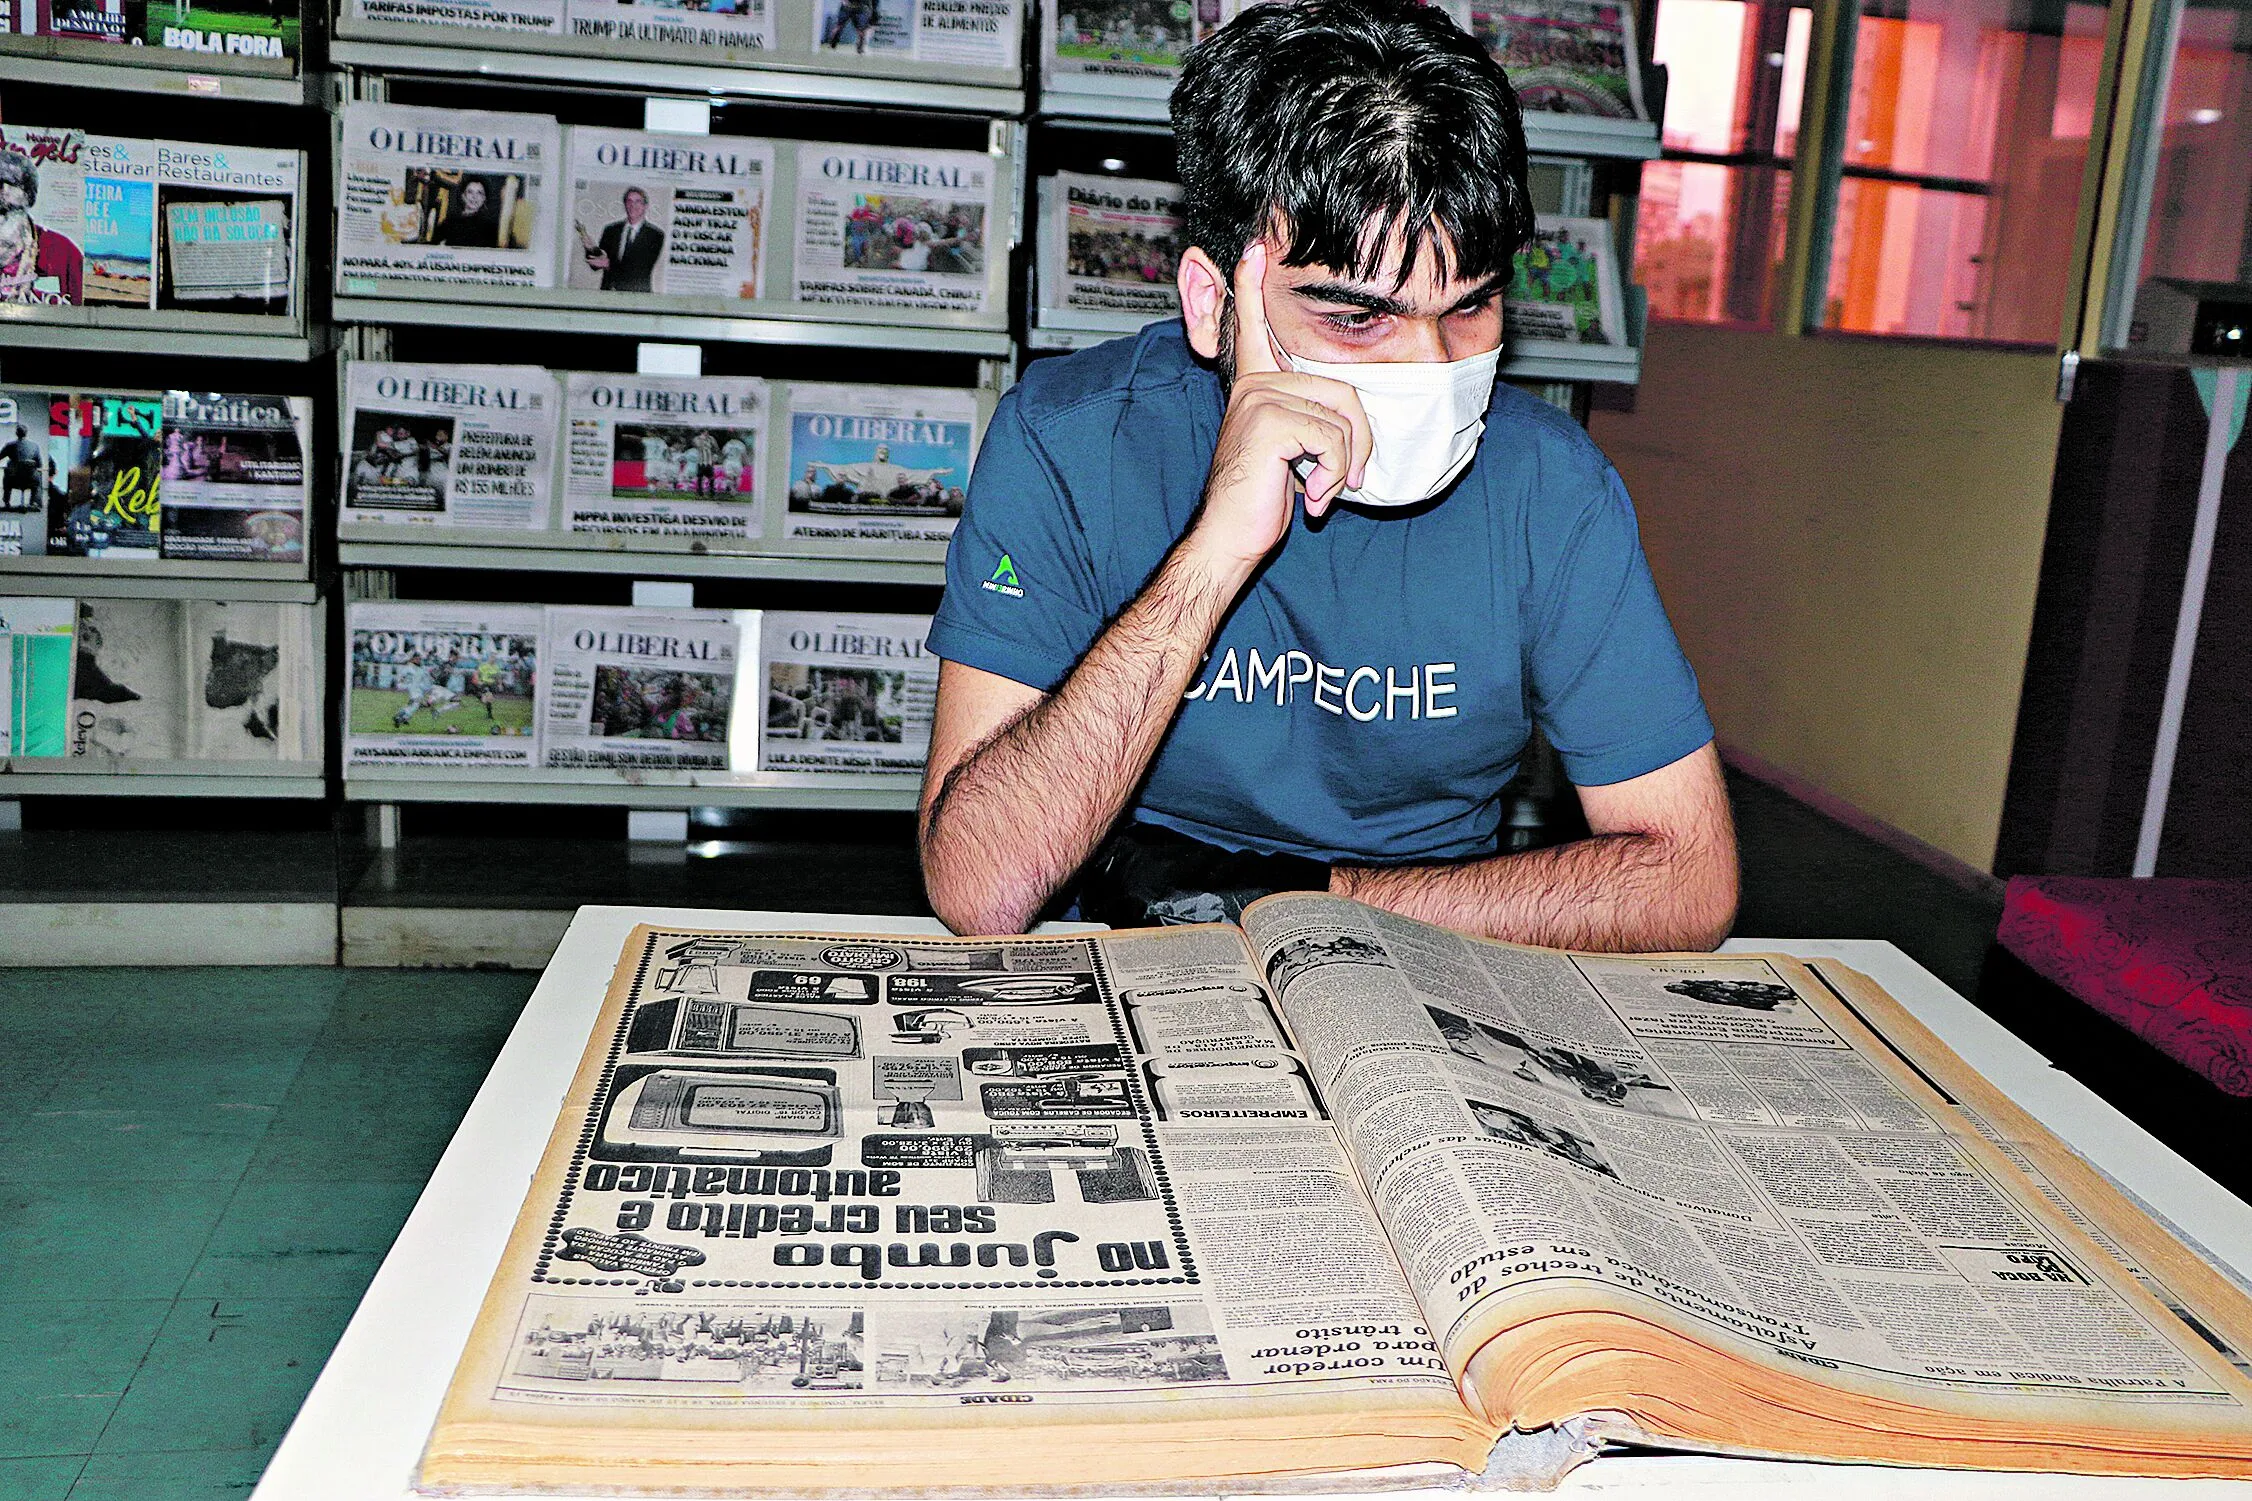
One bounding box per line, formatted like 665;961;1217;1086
252;912;2252;1500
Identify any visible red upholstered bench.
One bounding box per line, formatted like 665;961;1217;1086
1998;877;2252;1097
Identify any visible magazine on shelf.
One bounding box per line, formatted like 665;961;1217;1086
792;142;995;315
45;391;162;561
0;387;57;557
158;391;309;564
1042;172;1183;320
68;597;317;762
749;609;934;774
338;103;562;291
341;362;561;532
0;124;89;309
1440;0;1646;120
155;141;298;314
138;0;301;62
780;382;973;546
346;600;542;768
1505;215;1625;346
41;0;130;39
564;372;767;540
538;605;741;772
81;135;157;308
0;597;74;758
424;899;2252;1493
563;128;772;303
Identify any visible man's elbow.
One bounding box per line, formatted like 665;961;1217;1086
1665;833;1739;952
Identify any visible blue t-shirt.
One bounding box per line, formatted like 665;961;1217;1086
926;321;1712;865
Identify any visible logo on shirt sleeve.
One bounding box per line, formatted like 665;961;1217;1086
980;552;1025;599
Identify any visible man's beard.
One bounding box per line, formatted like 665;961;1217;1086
1212;293;1238;397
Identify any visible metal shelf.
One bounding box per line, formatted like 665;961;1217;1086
0;41;315;104
1036;90;1662;160
336;537;943;584
0;558;318;602
343;764;921;810
330;294;1014;357
0;309;332;362
0;762;327;798
1502;338;1642;384
329;36;1023;115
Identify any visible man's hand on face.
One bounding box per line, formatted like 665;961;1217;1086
1189;243;1373;571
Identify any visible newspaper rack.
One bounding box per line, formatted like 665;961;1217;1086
329;292;1015;358
335;536;945;586
340;763;922;811
0;45;321;105
0;558;320;604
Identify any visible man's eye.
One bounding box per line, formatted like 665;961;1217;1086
1321;309;1381;331
1449;295;1495;318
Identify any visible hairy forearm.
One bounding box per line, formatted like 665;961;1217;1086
1333;827;1738;952
922;542;1249;935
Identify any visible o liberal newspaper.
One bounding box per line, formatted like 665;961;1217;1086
538;605;741;771
564;128;772;303
781;382;973;546
346;600;542;767
751;610;934;774
792;142;994;315
338;103;561;290
341;362;560;532
564;372;767;540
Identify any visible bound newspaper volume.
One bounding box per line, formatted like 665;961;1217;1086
420;896;2252;1491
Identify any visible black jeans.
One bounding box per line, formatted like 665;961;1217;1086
1075;822;1330;929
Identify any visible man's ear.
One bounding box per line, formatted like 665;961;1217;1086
1178;246;1228;361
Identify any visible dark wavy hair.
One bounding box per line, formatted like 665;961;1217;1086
1170;0;1536;289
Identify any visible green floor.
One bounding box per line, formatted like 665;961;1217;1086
0;968;536;1501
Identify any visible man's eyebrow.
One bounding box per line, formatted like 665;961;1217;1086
1289;274;1508;317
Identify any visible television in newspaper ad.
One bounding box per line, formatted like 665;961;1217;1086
45;391;161;560
1504;216;1625;346
569;0;774;53
1449;0;1646;119
781;382;973;547
341;362;560;532
564;371;766;540
751;610;934;775
0;124;89;308
1044;0;1217;79
539;605;740;771
0;596;75;758
158;391;309;563
1045;172;1183;320
338;104;561;291
156;142;299;315
0;387;59;557
346;600;542;767
792;142;993;316
82;135;157;308
564;129;771;303
139;0;302;63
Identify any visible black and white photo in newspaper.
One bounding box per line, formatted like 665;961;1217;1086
341;362;560;532
337;104;561;290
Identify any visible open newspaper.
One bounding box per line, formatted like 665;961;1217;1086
424;897;2252;1492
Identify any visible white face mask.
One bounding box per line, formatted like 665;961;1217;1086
1282;344;1501;509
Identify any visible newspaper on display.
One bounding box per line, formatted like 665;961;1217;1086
781;382;973;546
1043;172;1183;320
792;142;994;314
423;895;2252;1493
570;0;775;52
154;142;299;312
17;0;298;58
341;362;561;532
814;0;1020;66
66;597;318;763
564;129;772;303
538;605;741;771
748;610;934;775
564;372;767;540
337;103;561;290
345;600;542;767
1440;0;1647;119
157;391;310;563
82;134;156;308
1043;0;1224;79
1505;215;1625;346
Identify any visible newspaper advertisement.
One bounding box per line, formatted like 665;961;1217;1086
571;0;774;51
342;362;560;532
346;600;542;767
338;103;561;290
453;923;1454;1423
0;124;89;308
1239;894;2249;1411
347;0;562;39
82;134;156;307
69;598;316;762
538;606;740;771
782;382;972;545
564;372;765;539
1504;216;1624;346
1450;0;1646;120
158;391;310;564
565;129;771;302
1046;172;1183;319
155;142;298;313
792;143;993;314
751;611;935;774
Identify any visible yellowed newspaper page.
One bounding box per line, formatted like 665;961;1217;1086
1238;894;2252;1464
422;921;1487;1493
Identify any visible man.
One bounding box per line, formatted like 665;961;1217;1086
585;187;665;292
919;0;1735;949
3;423;43;511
